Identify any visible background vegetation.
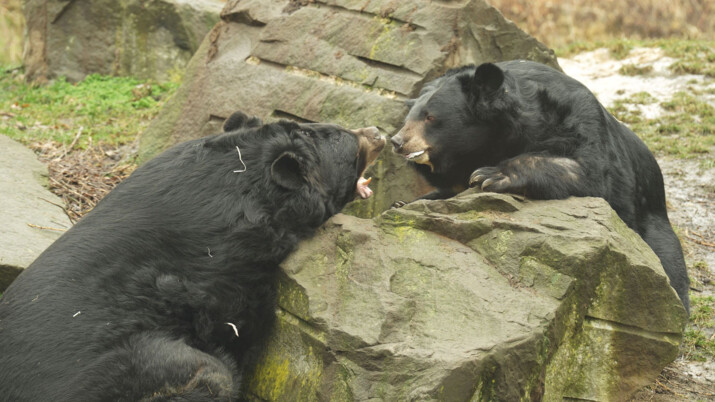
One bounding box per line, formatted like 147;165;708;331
491;0;712;48
0;0;22;66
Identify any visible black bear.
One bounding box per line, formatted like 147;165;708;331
390;60;690;313
0;113;385;400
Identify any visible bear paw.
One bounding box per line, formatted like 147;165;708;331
469;167;512;192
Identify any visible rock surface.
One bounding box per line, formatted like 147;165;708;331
138;0;560;217
243;190;687;401
0;136;71;291
22;0;223;83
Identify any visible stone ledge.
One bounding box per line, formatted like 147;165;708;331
0;135;71;290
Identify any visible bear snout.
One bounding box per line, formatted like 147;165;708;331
391;134;404;151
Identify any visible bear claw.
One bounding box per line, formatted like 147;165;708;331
391;200;407;208
470;167;510;191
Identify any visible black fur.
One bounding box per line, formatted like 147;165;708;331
222;111;262;132
0;117;371;400
393;60;690;313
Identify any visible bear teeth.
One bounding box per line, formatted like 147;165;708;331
407;150;425;159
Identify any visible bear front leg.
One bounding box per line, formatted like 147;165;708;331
469;154;588;200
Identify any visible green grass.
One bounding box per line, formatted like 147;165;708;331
556;38;715;77
557;39;638;60
682;295;715;361
608;90;714;159
618;63;653;76
0;67;178;149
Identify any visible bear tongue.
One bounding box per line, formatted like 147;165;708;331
356;177;373;199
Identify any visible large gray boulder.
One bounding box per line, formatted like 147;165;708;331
22;0;224;83
0;136;72;291
243;190;687;401
138;0;560;217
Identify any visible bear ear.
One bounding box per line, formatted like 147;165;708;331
223;111;263;132
271;151;306;190
471;63;505;95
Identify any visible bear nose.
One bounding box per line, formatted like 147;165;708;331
390;135;403;151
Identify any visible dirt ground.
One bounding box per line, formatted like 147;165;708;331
29;47;714;400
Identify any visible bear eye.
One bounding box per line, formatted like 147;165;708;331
425;115;436;122
296;129;315;138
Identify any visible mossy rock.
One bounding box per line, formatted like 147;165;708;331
242;191;686;401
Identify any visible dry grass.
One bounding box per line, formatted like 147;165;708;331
30;141;136;222
488;0;713;49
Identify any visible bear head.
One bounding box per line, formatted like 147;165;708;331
198;116;386;230
390;63;518;183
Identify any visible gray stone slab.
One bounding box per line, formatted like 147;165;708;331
23;0;223;83
0;135;72;290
